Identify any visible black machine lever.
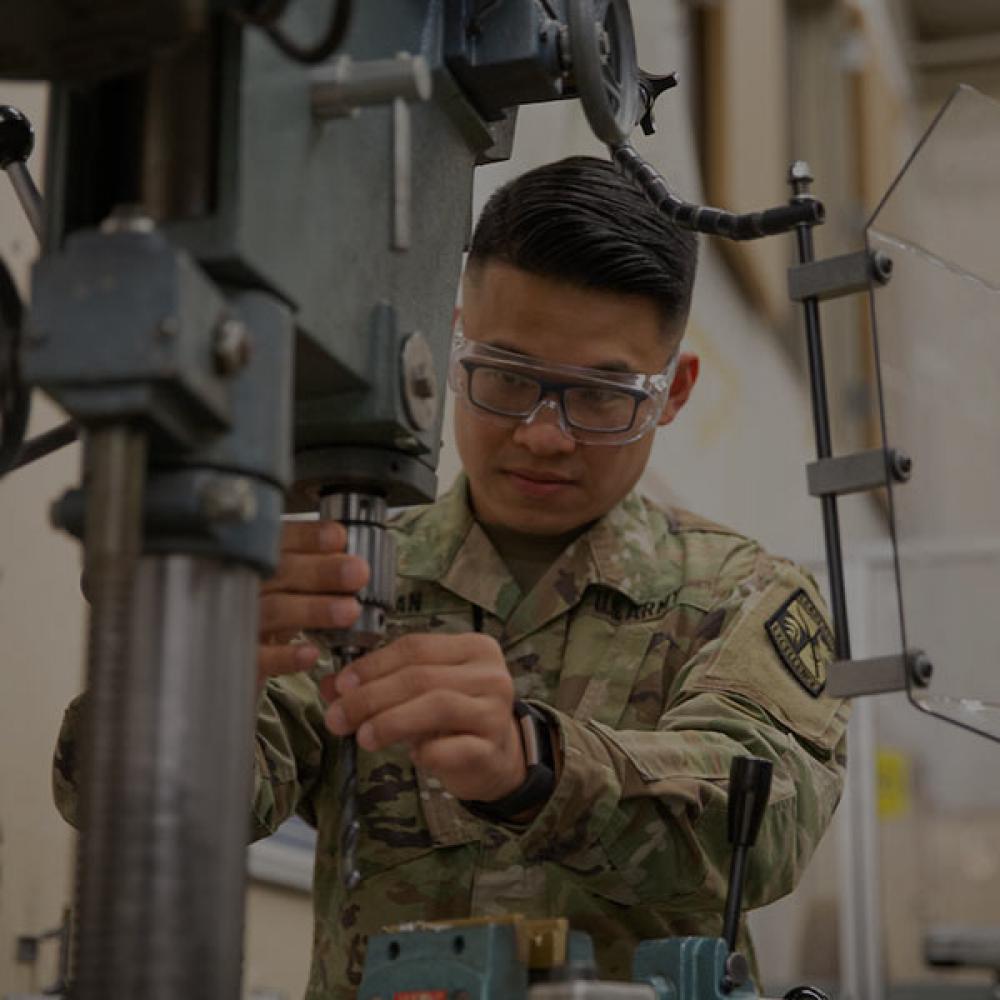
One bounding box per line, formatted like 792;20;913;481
721;756;773;954
0;105;45;241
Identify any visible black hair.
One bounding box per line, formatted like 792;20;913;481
467;155;697;329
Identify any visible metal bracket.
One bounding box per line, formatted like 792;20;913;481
788;249;893;303
310;53;432;119
925;925;1000;971
310;53;433;251
806;447;912;498
827;650;932;698
14;907;71;995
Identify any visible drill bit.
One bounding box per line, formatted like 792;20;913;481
335;654;363;891
317;492;395;891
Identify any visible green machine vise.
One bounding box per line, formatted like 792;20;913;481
357;916;598;999
357;919;760;1000
632;936;758;1000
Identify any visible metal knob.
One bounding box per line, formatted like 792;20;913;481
721;756;773;964
0;106;44;240
0;106;34;168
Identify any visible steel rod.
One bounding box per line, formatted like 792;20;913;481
76;552;259;999
722;848;747;952
74;423;148;997
12;419;78;471
790;165;852;661
7;160;45;242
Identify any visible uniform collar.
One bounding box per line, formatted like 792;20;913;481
395;474;682;640
584;488;682;605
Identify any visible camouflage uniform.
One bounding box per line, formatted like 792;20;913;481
54;476;848;999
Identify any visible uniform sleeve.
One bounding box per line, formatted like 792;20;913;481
251;672;333;839
52;673;333;842
52;694;85;828
515;551;848;913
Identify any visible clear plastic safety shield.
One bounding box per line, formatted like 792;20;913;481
866;84;1000;742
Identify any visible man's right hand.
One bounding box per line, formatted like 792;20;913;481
257;521;370;694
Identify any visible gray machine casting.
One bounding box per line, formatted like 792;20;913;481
0;3;664;997
0;2;856;998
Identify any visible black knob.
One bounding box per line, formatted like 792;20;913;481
727;756;773;848
638;70;679;136
721;756;773;954
784;988;830;1000
0;107;35;169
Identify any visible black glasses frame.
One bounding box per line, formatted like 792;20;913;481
459;359;647;433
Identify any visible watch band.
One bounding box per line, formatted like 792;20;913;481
461;699;556;823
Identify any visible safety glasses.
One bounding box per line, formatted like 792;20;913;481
447;334;678;445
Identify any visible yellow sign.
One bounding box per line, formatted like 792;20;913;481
877;749;911;820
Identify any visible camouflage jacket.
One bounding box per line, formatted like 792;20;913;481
54;478;848;999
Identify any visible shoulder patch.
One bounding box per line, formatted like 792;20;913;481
765;588;833;697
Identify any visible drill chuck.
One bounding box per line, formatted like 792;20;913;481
319;491;396;654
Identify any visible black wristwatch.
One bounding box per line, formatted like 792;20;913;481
461;699;556;823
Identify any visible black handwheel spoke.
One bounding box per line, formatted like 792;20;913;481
0;255;28;478
603;74;622;112
567;0;639;145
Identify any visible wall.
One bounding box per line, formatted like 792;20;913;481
0;83;82;997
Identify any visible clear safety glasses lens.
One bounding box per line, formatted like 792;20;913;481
447;337;677;446
466;365;641;433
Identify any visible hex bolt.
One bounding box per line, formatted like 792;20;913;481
213;318;251;375
910;652;933;688
410;363;435;399
157;316;181;340
891;449;913;483
199;476;257;523
871;250;894;285
788;160;814;186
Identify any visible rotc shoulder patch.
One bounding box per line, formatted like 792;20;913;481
765;588;834;697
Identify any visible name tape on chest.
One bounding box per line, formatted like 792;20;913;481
591;589;676;624
764;588;833;697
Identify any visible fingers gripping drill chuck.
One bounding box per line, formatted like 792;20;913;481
318;492;396;890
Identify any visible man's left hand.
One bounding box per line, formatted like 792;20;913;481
319;633;527;803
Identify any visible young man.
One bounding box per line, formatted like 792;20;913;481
57;157;848;998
